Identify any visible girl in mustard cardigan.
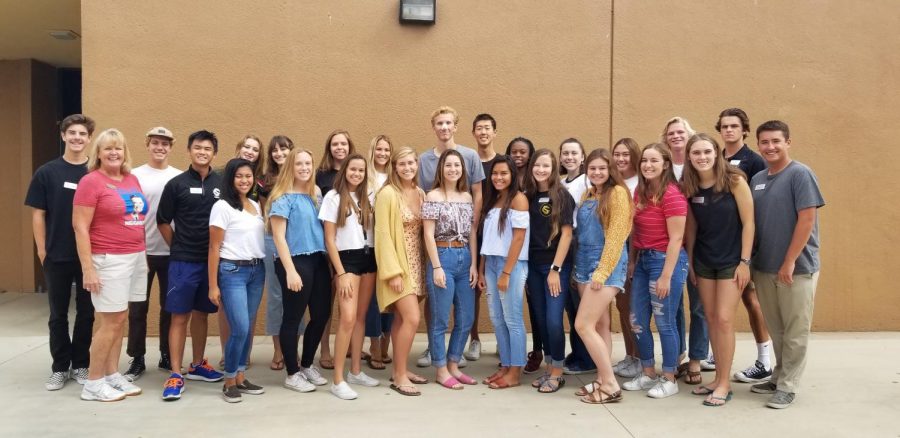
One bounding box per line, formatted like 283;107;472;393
374;146;428;396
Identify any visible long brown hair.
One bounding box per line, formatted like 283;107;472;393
612;137;641;177
681;133;746;198
263;135;294;189
481;156;520;233
318;129;356;172
524;149;567;245
584;148;631;227
635;143;678;210
234;134;265;176
332;154;373;230
431;149;470;196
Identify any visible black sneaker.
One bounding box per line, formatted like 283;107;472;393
158;353;171;372
236;379;265;395
733;360;773;383
124;356;146;382
222;385;242;403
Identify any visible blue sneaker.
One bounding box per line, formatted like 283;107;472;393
563;362;597;375
162;373;185;401
186;358;224;382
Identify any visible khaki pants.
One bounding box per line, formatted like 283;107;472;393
751;270;819;394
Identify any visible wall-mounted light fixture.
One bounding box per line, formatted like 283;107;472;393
48;30;80;40
399;0;435;25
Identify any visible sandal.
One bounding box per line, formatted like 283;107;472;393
453;373;477;385
439;376;464;390
483;369;506;385
389;383;421;396
538;376;565;393
270;357;285;371
702;391;733;407
580;386;623;404
390;374;429;385
366;356;386;370
684;370;702;385
319;358;335;370
575;381;600;397
381;356;392;364
531;373;550;389
488;377;521;390
691;385;715;396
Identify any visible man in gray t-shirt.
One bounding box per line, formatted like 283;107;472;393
748;120;825;410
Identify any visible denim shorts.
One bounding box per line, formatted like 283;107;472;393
338;248;377;275
573;244;628;291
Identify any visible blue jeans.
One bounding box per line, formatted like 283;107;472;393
219;260;265;378
526;262;571;368
365;293;394;337
677;279;709;361
425;247;476;366
630;249;688;374
484;256;528;367
264;234;305;336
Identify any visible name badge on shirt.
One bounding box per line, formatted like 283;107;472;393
63;181;78;190
730;159;741;166
692;196;705;204
754;184;766;191
538;197;550;203
190;187;203;194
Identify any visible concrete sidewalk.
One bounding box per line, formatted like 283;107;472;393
0;292;897;437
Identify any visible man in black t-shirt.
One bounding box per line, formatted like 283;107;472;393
25;114;97;391
714;108;773;383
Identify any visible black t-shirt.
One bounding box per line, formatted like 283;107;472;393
315;169;338;196
157;166;223;262
689;186;741;269
724;144;767;180
25;157;88;262
528;190;576;265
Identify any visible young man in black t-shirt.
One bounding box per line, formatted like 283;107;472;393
714;108;773;383
25;114;97;391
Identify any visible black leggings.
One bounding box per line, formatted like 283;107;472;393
276;252;332;374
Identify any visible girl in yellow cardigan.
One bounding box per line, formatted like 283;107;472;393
374;146;428;396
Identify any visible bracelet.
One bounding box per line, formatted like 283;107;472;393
501;271;511;276
433;266;442;270
338;272;349;277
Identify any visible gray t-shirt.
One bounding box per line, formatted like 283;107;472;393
750;161;825;274
418;144;486;191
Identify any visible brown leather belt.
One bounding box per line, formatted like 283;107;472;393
435;240;466;248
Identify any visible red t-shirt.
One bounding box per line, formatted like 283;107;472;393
632;182;687;252
73;170;147;254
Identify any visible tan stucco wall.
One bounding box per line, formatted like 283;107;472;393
64;0;900;332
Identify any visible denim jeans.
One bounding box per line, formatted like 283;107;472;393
365;293;394;337
630;249;689;374
264;234;305;336
425;247;476;366
484;256;528;367
526;261;571;368
677;279;709;361
218;260;265;378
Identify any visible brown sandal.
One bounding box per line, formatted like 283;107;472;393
581;385;623;404
483;369;506;385
575;381;601;397
318;358;335;370
366;356;386;370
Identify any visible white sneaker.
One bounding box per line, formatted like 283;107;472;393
80;381;126;402
615;356;642;378
416;348;431;368
464;340;481;361
45;371;68;391
612;358;628;373
300;366;328;386
330;381;358;400
647;376;679;399
700;356;716;371
283;373;316;393
71;367;89;385
105;373;142;396
346;371;380;387
622;373;658;391
458;356;468;368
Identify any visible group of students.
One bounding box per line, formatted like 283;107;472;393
26;106;823;409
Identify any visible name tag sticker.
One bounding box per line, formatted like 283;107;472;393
190;187;203;194
692;196;705;204
538;197;550;203
63;181;78;190
730;159;741;166
754;184;766;191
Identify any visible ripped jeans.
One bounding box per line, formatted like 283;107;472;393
630;249;688;374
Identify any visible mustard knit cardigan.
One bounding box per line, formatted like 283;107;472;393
373;185;422;312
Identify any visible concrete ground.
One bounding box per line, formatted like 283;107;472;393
0;292;897;438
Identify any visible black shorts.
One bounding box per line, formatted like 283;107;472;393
339;248;377;275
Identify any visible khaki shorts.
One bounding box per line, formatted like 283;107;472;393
91;252;148;312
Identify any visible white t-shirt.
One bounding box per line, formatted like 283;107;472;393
209;199;265;260
131;164;182;255
318;190;375;251
624;175;639;198
673;163;684;180
561;174;588;227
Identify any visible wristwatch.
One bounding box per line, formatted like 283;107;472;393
550;264;562;272
740;258;751;266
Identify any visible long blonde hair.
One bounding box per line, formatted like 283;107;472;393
88;128;132;173
266;148;318;230
381;146;420;197
681;133;746;198
367;134;392;192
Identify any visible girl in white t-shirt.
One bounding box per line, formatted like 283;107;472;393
207;158;267;403
559;138;589;204
319;154;379;399
364;135;394;369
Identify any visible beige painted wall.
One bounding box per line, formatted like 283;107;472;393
68;0;900;332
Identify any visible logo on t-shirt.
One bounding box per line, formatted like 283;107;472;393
213;188;221;199
540;203;552;217
123;192;148;226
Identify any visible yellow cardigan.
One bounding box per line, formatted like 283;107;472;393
373;185;422;312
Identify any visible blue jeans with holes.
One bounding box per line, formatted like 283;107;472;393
677;279;709;361
425;247;476;367
630;249;688;374
484;256;528;367
526;261;571;368
219;260;265;378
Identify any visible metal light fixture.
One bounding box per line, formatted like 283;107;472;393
48;30;80;40
399;0;435;24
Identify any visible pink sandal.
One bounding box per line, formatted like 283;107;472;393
453;373;477;385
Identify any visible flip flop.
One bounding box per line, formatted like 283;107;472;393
453;373;477;385
581;387;622;404
270;358;285;371
390;374;429;385
488;377;521;390
381;356;392;364
691;385;716;396
389;383;421;396
702;391;733;407
366;356;386;370
319;358;335;370
439;376;464;390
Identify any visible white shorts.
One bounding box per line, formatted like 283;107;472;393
91;252;148;312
